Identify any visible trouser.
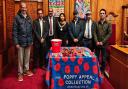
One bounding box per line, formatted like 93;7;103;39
18;46;31;75
95;46;107;71
33;44;48;68
47;36;54;49
83;39;94;51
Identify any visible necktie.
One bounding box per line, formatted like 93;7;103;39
49;17;52;35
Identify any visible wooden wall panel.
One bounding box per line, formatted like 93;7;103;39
69;0;74;21
15;2;37;20
0;6;3;50
64;0;69;22
91;0;98;21
43;0;48;16
0;0;3;79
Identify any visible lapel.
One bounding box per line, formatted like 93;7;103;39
37;19;41;36
72;21;75;33
84;20;87;32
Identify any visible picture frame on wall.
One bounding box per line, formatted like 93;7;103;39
49;0;64;17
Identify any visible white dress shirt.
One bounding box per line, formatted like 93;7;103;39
84;20;92;39
39;19;43;37
48;16;54;36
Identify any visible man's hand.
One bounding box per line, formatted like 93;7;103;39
41;38;44;43
66;40;68;44
96;42;100;46
99;42;103;45
73;39;78;43
16;44;20;49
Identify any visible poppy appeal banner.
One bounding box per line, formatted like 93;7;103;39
49;0;64;17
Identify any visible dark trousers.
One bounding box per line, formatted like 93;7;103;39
83;39;94;51
33;43;47;68
47;36;54;50
95;46;107;71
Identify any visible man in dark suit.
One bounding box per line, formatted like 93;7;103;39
93;9;112;73
33;9;49;71
82;10;97;51
44;8;57;49
68;10;83;46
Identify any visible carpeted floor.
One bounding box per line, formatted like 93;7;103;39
0;68;114;89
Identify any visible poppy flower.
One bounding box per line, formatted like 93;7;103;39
62;57;68;62
93;65;98;74
55;57;60;62
92;57;97;62
93;83;99;89
54;63;61;72
65;65;70;74
58;78;64;86
50;59;52;68
84;63;90;71
46;71;50;81
74;65;80;74
70;57;76;62
78;58;83;65
51;79;54;89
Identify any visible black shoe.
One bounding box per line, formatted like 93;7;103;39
41;66;47;70
32;68;37;73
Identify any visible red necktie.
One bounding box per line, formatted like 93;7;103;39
50;17;52;35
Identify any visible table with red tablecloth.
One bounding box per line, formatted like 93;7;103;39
46;47;103;89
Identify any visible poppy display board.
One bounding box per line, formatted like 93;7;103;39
46;47;103;89
49;0;64;17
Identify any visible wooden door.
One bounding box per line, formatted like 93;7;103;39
0;1;3;50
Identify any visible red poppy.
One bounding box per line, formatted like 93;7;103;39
54;63;61;72
62;57;68;62
84;63;90;71
50;59;52;68
74;65;80;74
93;83;99;89
78;58;83;65
65;65;70;74
92;57;97;62
58;78;64;86
55;57;60;62
93;65;98;74
51;79;54;89
70;57;76;62
99;71;103;78
46;71;50;81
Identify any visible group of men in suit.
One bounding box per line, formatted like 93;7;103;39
12;2;111;81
